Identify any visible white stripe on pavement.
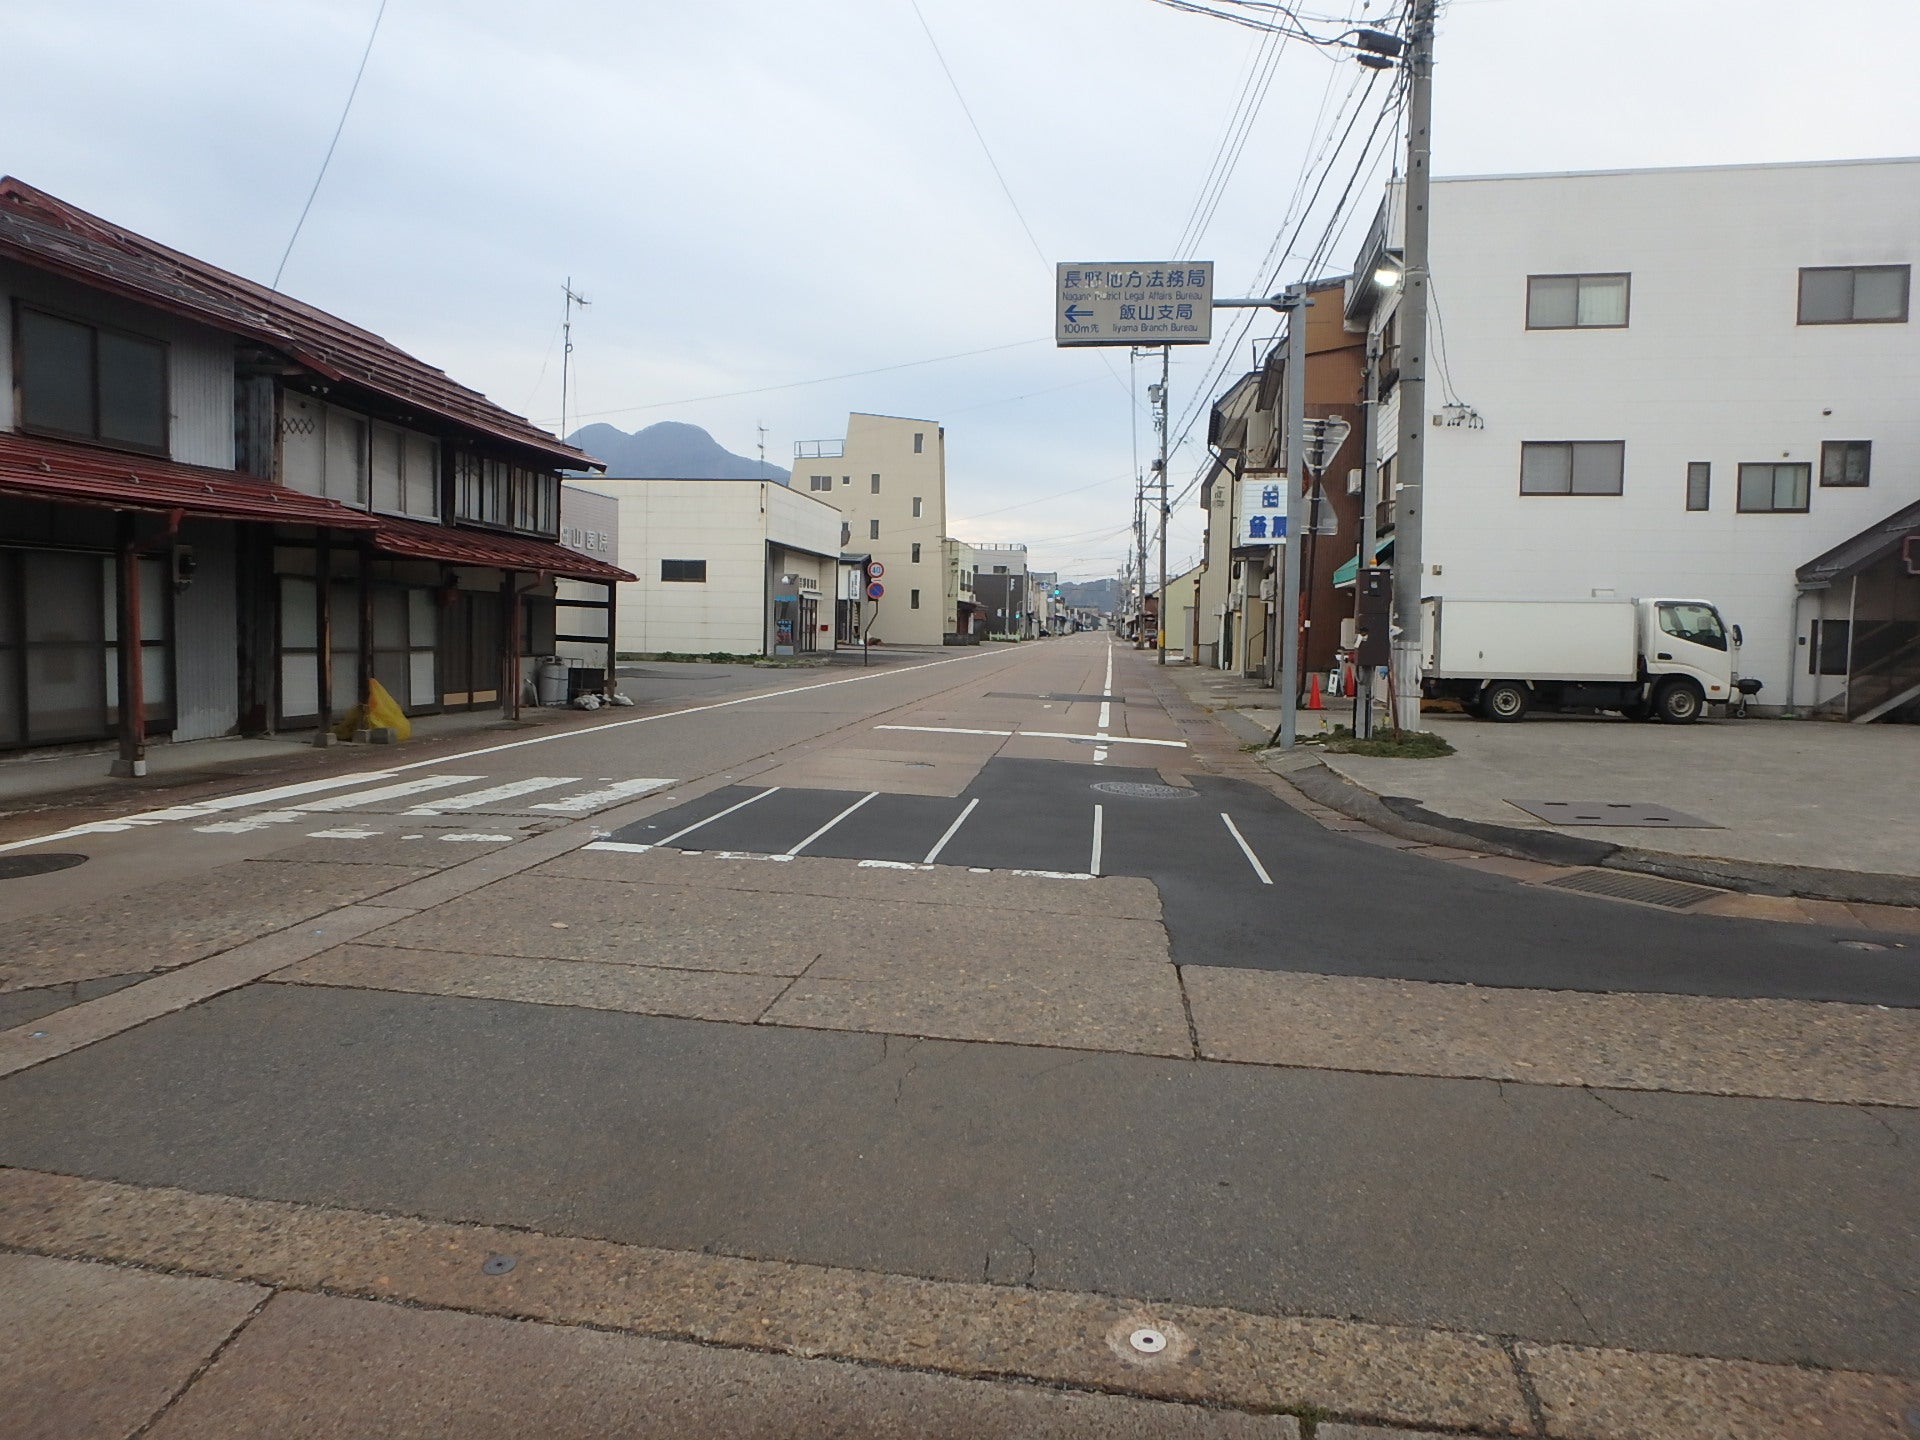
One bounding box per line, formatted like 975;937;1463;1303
1221;812;1274;885
299;775;487;812
403;777;578;814
582;840;655;854
1090;804;1105;876
530;777;675;813
655;787;781;848
874;725;1185;749
786;792;878;856
922;797;979;864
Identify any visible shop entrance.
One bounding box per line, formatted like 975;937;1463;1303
440;589;503;711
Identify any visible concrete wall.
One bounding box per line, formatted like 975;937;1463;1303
1372;157;1920;708
795;413;947;644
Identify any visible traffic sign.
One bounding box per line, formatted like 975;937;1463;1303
1235;478;1288;546
867;561;885;579
867;581;885;599
1056;262;1214;347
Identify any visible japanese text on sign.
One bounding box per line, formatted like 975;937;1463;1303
1056;261;1214;347
1235;477;1288;547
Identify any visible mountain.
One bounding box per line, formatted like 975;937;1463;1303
566;421;789;482
1059;578;1121;615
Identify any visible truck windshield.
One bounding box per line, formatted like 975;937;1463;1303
1657;602;1727;651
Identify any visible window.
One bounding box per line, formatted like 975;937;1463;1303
913;432;924;453
869;519;880;540
1810;619;1851;675
841;475;850;486
809;475;832;492
1656;601;1727;652
1820;440;1870;488
911;543;921;563
1798;265;1909;324
660;559;707;583
870;473;881;494
910;589;921;609
1526;274;1629;329
1737;462;1810;513
371;424;440;519
14;305;169;453
1686;462;1711;511
1520;441;1624;495
911;496;923;518
453;454;556;533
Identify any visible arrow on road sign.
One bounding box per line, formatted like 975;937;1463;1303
1063;304;1092;323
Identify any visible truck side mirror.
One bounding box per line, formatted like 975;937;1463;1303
1731;624;1743;647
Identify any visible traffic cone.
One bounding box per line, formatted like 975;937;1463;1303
1308;671;1324;710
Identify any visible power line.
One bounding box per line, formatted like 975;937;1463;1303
272;0;388;290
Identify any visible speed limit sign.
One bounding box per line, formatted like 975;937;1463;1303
867;561;885;579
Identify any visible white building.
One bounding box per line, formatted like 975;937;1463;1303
793;413;950;645
1350;156;1919;718
589;478;841;657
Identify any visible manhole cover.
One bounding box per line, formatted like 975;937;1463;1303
1508;799;1720;829
1543;869;1719;910
1090;782;1194;800
0;853;88;881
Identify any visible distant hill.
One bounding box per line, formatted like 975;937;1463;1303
566;421;789;482
1060;578;1121;614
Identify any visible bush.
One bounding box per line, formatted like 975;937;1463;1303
1309;725;1455;759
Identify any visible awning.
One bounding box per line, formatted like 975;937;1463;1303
1795;499;1920;589
1332;538;1394;589
0;431;380;530
371;513;634;582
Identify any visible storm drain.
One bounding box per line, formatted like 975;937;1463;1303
0;853;87;881
1543;869;1721;911
1090;781;1194;800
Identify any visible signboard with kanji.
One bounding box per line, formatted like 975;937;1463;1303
1056;263;1214;346
1235;478;1289;547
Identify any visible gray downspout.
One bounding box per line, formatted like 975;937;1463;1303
1783;588;1805;717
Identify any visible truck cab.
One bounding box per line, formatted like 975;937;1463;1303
1637;597;1738;719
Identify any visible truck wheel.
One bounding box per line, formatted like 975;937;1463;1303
1482;680;1530;722
1654;679;1703;724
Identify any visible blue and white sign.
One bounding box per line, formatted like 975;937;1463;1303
1056;262;1214;347
1235;478;1289;547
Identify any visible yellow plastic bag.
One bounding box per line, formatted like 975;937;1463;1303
333;678;412;741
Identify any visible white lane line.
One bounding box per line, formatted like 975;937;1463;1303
1221;812;1274;885
0;647;1010;858
922;797;980;865
192;810;311;835
440;832;514;842
657;786;781;848
306;826;384;840
530;777;676;813
786;791;878;856
1099;639;1114;729
1091;804;1105;876
874;725;1185;749
403;777;578;815
301;775;487;812
583;840;654;854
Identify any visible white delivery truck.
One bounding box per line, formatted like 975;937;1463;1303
1421;597;1758;723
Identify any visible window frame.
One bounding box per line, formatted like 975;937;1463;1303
910;588;921;609
1819;439;1871;488
911;543;921;563
1735;461;1811;514
1685;461;1711;512
1524;273;1631;331
868;518;880;540
659;559;707;583
870;473;880;494
13;301;172;456
1796;264;1910;325
1519;440;1625;497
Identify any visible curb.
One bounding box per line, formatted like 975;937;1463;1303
1269;753;1920;908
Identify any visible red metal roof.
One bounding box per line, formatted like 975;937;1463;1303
372;513;633;582
0;432;378;529
0;178;599;473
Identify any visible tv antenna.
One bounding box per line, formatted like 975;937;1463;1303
559;277;590;442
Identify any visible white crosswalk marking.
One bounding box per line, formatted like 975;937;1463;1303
529;778;675;813
299;775;487;811
192;810;311;835
402;777;578;815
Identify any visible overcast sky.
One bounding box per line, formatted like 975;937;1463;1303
7;0;1917;580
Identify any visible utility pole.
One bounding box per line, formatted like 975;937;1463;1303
1132;478;1147;648
559;278;590;444
1355;327;1382;738
1389;0;1436;731
1273;285;1309;748
1153;345;1170;665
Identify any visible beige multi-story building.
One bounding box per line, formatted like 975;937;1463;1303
794;412;949;646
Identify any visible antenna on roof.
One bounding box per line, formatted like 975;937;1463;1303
560;277;590;443
757;422;769;470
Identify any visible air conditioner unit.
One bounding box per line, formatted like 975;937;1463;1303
1346;467;1363;496
1259;577;1275;601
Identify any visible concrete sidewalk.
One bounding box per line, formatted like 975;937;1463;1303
1161;664;1920;905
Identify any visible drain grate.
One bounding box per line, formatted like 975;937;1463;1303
0;853;88;881
1090;781;1194;800
1543;869;1720;910
1508;799;1720;829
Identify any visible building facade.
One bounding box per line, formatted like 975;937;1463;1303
591;478;840;656
0;179;629;769
1348;156;1919;718
794;413;949;645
